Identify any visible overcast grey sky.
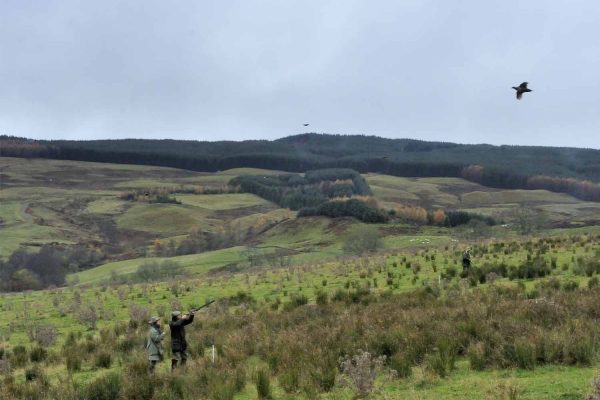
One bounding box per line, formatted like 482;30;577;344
1;1;600;148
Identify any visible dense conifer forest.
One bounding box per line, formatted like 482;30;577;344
2;134;599;200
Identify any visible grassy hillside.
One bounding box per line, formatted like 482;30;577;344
0;158;288;258
2;156;599;263
1;156;600;399
366;173;600;226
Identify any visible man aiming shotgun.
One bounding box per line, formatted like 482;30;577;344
169;300;214;370
462;248;471;271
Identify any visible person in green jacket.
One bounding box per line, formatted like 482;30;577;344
146;316;165;374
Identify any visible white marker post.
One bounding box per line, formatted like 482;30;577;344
212;344;215;364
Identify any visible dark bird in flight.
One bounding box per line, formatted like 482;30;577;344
303;123;309;127
512;82;532;100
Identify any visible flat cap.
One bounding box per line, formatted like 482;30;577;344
171;310;181;317
148;316;160;324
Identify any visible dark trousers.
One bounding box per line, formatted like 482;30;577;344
148;360;158;374
462;259;471;270
171;351;188;370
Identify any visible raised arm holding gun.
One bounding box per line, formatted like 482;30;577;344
169;300;214;370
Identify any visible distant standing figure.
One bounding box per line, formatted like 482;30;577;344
512;82;532;100
462;248;471;271
169;310;195;370
146;316;165;374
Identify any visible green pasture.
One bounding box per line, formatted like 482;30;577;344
231;208;294;231
461;189;577;206
116;203;215;235
0;200;25;224
0;198;82;257
0;223;68;257
70;246;247;284
177;193;269;210
86;197;127;214
379;362;599;400
366;174;459;207
232;362;599;399
260;217;340;250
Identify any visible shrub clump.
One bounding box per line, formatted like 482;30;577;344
10;345;28;368
389;352;412;378
29;346;48;363
65;351;83;373
513;339;536;370
80;372;121;400
283;293;308;311
467;342;487;371
425;338;457;377
94;352;112;369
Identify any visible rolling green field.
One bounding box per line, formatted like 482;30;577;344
1;156;600;399
0;158;291;258
366;173;600;226
2;157;599;259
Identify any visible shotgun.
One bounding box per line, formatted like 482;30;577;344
187;300;215;315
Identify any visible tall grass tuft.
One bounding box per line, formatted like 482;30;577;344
425;338;457;378
514;339;536;370
467;342;486;371
255;368;272;399
29;346;47;363
389;352;413;378
94;352;112;369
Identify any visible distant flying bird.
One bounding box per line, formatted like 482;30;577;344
303;123;309;127
512;82;532;100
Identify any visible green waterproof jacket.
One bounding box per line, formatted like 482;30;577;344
146;325;165;361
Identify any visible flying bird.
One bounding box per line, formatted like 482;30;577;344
512;82;532;100
303;123;309;127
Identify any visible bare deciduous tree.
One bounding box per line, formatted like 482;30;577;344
339;350;385;398
32;324;58;347
77;305;98;330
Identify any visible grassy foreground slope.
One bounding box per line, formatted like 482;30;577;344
1;233;599;399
